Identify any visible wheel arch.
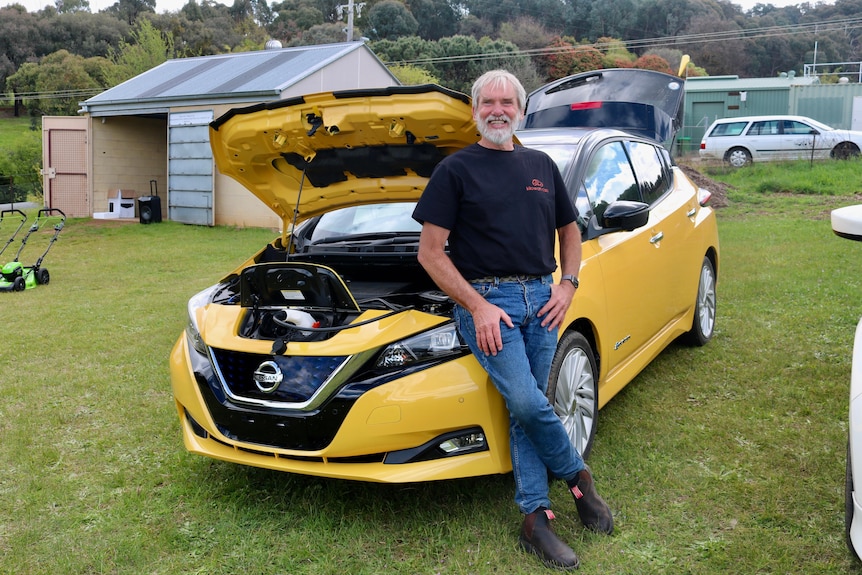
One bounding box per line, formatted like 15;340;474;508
560;317;601;390
705;245;719;282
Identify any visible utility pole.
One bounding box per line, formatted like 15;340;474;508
337;0;365;42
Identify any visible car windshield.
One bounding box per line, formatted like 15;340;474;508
519;142;577;177
310;202;420;243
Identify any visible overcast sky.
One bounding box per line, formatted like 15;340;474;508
0;0;829;21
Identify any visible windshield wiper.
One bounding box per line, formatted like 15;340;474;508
311;232;419;245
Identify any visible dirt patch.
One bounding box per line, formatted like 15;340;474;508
678;162;731;208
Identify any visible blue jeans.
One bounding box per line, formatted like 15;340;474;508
455;275;585;514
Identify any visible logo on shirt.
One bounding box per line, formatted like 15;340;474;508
526;178;549;193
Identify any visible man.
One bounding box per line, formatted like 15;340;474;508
412;70;613;570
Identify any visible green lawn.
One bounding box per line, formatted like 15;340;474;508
1;161;862;574
0;116;35;149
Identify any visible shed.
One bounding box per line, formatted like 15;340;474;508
42;41;399;227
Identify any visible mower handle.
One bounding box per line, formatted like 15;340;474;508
0;209;27;220
38;208;66;219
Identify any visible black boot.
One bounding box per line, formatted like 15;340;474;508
568;468;614;534
519;508;580;570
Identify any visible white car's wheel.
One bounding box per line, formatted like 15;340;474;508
683;257;717;346
547;331;598;460
725;147;752;168
832;142;861;160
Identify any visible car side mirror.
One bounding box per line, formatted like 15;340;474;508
585;200;650;239
601;200;650;231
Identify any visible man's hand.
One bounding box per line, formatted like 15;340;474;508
537;281;576;330
472;299;514;356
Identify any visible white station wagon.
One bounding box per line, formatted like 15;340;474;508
699;115;862;167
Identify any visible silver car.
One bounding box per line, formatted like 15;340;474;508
699;115;862;167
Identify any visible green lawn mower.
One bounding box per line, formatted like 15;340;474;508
0;208;66;292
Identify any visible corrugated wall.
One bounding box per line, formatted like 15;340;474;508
790;84;860;129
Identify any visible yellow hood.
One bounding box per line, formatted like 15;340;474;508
209;85;479;226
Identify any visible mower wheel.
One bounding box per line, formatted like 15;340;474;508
36;268;49;285
13;277;25;291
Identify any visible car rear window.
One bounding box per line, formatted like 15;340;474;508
709;122;748;137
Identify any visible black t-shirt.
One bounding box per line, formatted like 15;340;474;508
413;143;578;280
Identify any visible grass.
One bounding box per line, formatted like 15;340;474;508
0;116;36;149
2;160;862;574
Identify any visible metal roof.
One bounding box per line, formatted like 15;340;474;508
685;74;818;93
80;42;378;116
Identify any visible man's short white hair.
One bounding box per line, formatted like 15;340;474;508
471;69;526;111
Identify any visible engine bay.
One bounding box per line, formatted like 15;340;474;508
216;245;454;345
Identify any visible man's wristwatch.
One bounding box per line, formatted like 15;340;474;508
561;274;579;289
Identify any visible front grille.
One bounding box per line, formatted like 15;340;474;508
211;348;348;405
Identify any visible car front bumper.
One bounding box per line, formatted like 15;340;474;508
169;335;512;482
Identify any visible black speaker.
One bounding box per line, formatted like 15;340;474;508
138;195;162;224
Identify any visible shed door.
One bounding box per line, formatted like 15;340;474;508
169;111;214;225
45;121;89;217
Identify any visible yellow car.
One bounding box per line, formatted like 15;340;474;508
170;70;719;482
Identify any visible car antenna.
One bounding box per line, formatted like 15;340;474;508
285;168;308;257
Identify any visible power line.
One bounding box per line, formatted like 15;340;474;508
383;16;862;66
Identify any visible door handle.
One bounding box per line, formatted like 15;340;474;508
650;232;664;244
686;208;696;217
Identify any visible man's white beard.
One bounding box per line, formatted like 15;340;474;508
478;114;517;146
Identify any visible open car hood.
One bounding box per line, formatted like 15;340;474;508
520;69;684;144
210;85;477;225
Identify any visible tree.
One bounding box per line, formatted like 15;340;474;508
6;49;108;117
428;35;531;93
0;5;51;89
632;53;672;74
388;63;439;84
55;0;91;13
365;0;419;41
288;22;345;45
597;37;635;69
104;0;156;25
405;0;458;40
542;37;603;80
497;16;553;53
104;17;173;86
46;12;129;58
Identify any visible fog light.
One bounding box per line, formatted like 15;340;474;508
439;432;486;454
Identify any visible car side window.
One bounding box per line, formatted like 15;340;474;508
626;141;668;206
582;141;639;222
783;120;816;135
749;120;780;136
710;122;748;137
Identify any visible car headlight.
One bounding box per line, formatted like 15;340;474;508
185;284;220;355
376;323;468;369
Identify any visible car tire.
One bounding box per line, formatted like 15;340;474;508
832;142;861;160
847;440;861;560
725;147;752;168
547;330;599;460
36;268;49;285
682;256;717;346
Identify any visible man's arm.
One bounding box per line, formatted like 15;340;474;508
417;222;513;355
